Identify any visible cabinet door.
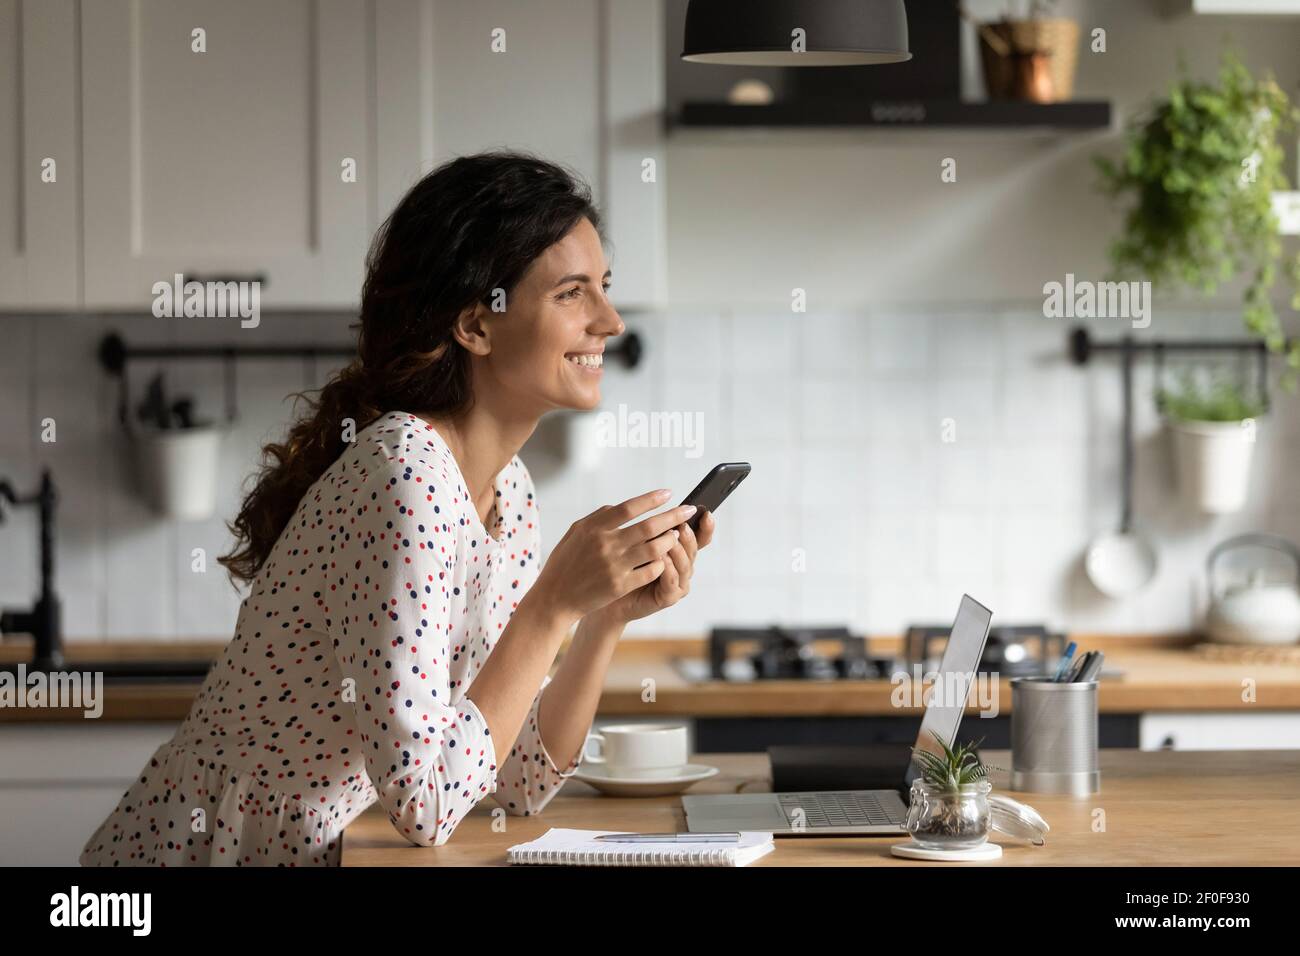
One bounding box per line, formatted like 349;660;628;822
600;0;667;310
427;0;665;310
430;0;601;188
1140;712;1300;751
0;0;81;308
0;722;178;866
80;0;373;309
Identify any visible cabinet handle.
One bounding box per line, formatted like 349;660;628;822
183;272;269;288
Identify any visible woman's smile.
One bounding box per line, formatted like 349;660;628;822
564;349;604;373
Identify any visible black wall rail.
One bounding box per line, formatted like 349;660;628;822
98;329;644;423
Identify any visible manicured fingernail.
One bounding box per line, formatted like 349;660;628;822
672;529;680;538
655;489;672;500
682;505;697;516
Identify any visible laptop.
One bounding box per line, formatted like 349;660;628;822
682;594;993;836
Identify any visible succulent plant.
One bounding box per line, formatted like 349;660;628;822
911;731;994;793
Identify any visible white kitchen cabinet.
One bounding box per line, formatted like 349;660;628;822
426;1;601;210
1140;712;1300;751
600;0;669;310
5;0;668;312
80;0;381;309
0;722;178;866
0;0;82;309
425;0;666;310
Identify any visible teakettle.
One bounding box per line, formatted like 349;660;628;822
1205;534;1300;646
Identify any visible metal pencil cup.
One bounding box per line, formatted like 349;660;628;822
1010;677;1100;796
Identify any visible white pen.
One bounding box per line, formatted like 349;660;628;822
592;832;741;843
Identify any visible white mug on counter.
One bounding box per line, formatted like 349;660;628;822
582;723;689;779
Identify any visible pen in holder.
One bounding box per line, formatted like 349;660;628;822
1010;677;1100;796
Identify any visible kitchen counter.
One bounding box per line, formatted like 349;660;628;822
3;635;1299;722
340;748;1300;866
0;640;223;721
596;636;1300;715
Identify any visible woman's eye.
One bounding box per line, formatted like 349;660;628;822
559;287;581;300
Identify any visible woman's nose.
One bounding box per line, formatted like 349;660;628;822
597;300;624;338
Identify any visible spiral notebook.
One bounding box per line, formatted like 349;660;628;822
506;829;775;867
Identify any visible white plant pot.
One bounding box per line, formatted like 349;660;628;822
133;426;224;520
1167;418;1259;515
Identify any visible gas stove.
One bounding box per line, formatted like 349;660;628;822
704;626;893;681
691;623;1066;682
905;623;1066;678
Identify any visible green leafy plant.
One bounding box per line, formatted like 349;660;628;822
1157;371;1267;422
910;731;995;793
1095;50;1300;373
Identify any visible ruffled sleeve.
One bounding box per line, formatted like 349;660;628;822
328;467;498;847
490;675;582;815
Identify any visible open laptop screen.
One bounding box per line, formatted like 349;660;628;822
903;594;994;788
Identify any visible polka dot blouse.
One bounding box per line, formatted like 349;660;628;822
80;411;581;866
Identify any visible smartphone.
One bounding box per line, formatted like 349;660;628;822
679;462;750;532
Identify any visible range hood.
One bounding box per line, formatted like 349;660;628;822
671;0;1111;131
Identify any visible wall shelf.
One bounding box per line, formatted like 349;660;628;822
671;99;1113;131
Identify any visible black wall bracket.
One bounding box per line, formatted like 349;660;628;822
98;329;645;424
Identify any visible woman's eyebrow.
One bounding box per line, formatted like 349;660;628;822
551;269;612;288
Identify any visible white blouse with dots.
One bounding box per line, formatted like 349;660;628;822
80;411;581;866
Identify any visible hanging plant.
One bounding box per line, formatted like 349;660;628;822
1095;50;1300;376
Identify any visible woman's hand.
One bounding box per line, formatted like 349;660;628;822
595;509;715;625
528;489;699;625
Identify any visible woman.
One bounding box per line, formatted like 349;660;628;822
80;151;714;866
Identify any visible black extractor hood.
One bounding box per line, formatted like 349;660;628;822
674;0;1110;131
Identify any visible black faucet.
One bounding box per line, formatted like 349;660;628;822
0;470;63;669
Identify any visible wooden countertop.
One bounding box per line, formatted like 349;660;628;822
341;748;1300;866
4;635;1300;722
596;637;1300;715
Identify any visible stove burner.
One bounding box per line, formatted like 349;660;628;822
905;624;1065;677
708;626;887;680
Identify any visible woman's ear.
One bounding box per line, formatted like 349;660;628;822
450;302;492;356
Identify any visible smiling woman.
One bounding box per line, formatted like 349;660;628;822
78;151;715;866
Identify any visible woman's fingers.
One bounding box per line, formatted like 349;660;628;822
659;553;680;593
666;540;691;588
616;503;696;545
694;510;715;549
678;518;699;563
627;557;666;590
600;488;674;529
627;529;679;568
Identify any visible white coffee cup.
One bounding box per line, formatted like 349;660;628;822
582;723;689;779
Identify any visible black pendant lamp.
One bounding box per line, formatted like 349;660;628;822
681;0;910;66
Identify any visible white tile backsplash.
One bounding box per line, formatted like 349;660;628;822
1;310;1297;644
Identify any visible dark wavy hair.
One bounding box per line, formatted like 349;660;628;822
219;150;604;584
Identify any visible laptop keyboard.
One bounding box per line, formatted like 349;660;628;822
778;792;902;828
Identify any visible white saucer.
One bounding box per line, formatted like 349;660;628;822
574;763;719;797
891;840;1002;862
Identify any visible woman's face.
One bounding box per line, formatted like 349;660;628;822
468;216;624;415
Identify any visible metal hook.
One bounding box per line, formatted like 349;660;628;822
223;353;238;423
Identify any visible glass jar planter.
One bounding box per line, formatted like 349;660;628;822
905;778;992;850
